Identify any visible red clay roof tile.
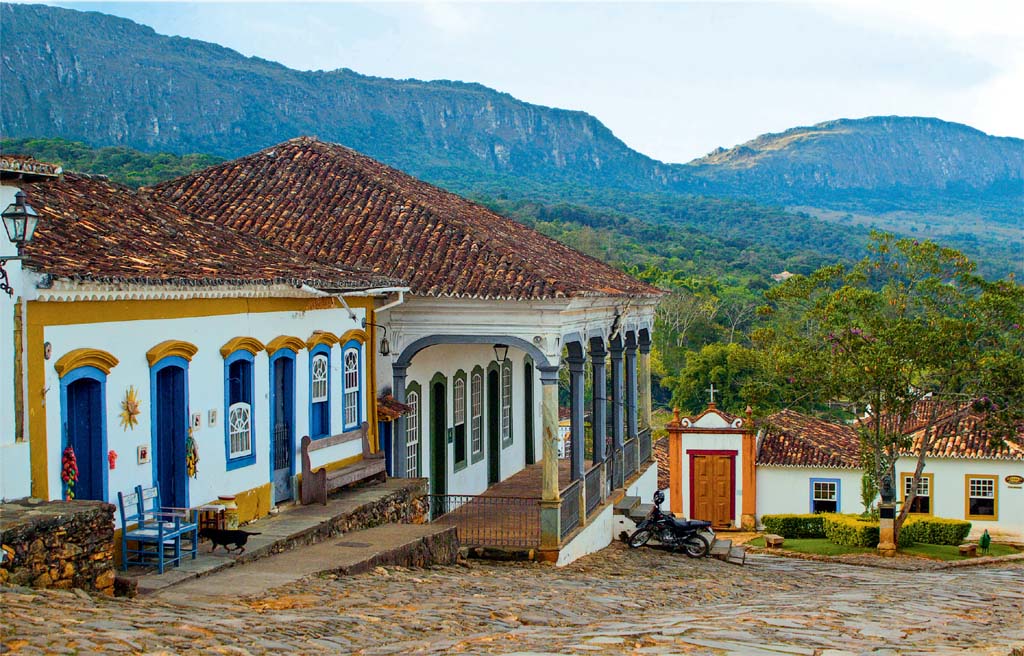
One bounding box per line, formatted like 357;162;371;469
153;137;663;301
21;172;400;290
758;410;861;468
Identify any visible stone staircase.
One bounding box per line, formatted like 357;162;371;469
614;495;746;565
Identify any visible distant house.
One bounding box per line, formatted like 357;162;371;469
657;404;1024;539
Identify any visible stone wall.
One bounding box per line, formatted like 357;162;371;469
241;478;429;563
0;499;116;595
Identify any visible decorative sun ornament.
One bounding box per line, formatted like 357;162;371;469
120;385;141;431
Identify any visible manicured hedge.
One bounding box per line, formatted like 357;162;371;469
761;514;826;539
822;514;880;547
902;517;972;545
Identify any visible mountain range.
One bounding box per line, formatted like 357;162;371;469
1;3;1021;276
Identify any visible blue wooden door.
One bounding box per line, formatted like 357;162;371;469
271;357;295;503
156;365;187;509
67;378;103;501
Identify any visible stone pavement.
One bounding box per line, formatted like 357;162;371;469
3;541;1022;655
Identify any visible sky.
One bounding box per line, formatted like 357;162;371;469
40;0;1024;163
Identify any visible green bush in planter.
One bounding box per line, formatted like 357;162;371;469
761;514;826;538
901;517;972;545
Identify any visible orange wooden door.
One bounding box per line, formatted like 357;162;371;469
691;454;734;527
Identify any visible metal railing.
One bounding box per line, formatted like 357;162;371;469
639;426;653;465
428;495;540;548
623;437;638;481
611;448;624;490
584;464;602;517
560;480;581;539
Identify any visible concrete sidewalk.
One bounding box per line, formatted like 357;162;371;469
153;522;457;602
124;479;432;595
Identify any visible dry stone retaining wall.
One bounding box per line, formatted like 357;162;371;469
0;499;116;595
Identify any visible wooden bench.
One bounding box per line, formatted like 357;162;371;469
958;543;977;557
765;534;785;548
300;422;387;506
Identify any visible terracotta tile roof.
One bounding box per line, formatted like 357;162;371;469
654;436;670;491
21;173;401;290
0;155;62;178
901;409;1024;461
152;137;663;301
757;410;861;468
377;394;412;422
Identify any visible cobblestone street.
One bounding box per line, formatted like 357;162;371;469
3;542;1022;655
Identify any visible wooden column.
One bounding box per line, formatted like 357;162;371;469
740;406;757;530
666;408;683;517
638;330;652;430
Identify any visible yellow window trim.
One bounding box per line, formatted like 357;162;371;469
220;336;266;358
306;330;340;350
266;335;306;356
338;328;368;345
900;471;934;516
146;340;199;366
54;348;120;377
964;474;999;521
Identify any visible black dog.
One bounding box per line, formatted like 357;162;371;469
198;527;261;554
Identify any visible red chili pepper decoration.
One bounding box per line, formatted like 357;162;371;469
61;445;79;500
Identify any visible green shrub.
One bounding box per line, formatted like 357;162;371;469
822;514;880;547
761;514;826;538
902;517;972;545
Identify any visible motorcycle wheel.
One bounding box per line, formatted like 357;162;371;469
682;534;709;558
628;528;653;548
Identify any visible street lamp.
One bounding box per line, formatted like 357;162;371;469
1;190;40;297
493;343;509;364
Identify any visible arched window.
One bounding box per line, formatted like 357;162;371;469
309;348;330;439
224;350;256;468
453;372;467;469
405;389;420;477
342;343;361;431
471;370;483;460
500;361;512;446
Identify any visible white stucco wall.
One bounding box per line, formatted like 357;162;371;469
556;503;613;566
383;344;541;496
0;183;32;501
894;456;1024;540
41;302;366;522
756;467;864;519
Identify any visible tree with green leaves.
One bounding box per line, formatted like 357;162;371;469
760;233;1023;537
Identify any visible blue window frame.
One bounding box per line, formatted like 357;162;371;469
60;366;109;503
309;344;331;439
809;478;840;513
224;350;256;470
342;340;362;431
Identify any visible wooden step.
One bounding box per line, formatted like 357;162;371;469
613;496;640;514
726;546;747;565
709;538;732;558
628;503;653;521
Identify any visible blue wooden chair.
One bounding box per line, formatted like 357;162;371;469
138;484;199;565
117;488;182;574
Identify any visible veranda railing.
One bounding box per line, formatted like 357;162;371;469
560;480;581;539
428;495;540;548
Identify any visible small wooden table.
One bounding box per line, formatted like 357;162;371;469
194;504;226;531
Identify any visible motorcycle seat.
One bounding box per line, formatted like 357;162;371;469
667;517;711;530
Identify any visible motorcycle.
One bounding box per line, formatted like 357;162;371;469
627;490;714;558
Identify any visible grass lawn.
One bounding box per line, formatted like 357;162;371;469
749;537;1020;560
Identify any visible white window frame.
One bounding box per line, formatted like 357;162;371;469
405;391;420;477
454;377;466;427
311;353;329;403
500;362;512;446
228;401;252;459
343;347;360;430
471;372;483;456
